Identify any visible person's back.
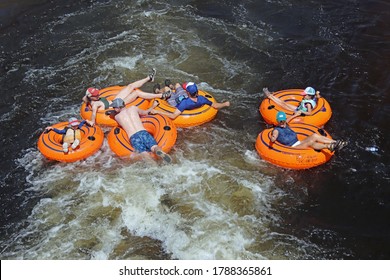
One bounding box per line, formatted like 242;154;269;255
113;102;145;138
110;99;172;163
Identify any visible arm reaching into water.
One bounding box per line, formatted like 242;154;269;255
211;101;230;109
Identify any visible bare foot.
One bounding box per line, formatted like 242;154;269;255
263;87;272;98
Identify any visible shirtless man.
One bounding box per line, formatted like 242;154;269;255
83;69;170;126
111;98;172;163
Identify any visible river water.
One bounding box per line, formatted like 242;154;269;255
0;0;389;260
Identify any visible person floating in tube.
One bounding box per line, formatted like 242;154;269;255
109;98;172;163
151;81;230;119
263;86;321;123
82;69;171;126
45;117;87;153
271;111;348;152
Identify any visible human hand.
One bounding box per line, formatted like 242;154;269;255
152;100;160;109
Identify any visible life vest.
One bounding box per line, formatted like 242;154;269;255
297;99;316;112
274;126;298;146
63;127;81;143
175;95;187;104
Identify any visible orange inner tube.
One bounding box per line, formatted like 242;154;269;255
255;123;334;169
259;89;332;127
80;86;151;126
153;90;218;128
37;122;104;162
107;114;177;158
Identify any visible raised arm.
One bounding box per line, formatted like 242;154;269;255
82;95;89;104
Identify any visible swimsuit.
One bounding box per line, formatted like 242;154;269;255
130;130;157;153
100;97;110;110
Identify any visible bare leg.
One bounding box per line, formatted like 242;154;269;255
295;134;336;150
116;69;157;102
71;139;80;149
135;89;163;99
116;76;151;101
263;87;297;111
63;142;69;153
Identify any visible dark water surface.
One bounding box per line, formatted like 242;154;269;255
0;0;389;259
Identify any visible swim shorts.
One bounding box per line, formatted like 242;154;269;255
130;130;157;153
292;141;301;147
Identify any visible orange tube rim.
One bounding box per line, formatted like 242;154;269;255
80;86;151;126
37;122;104;162
259;89;332;127
154;90;218;128
107;114;177;158
255;123;334;169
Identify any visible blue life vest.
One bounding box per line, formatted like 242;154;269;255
175;95;187;104
274;126;298;146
